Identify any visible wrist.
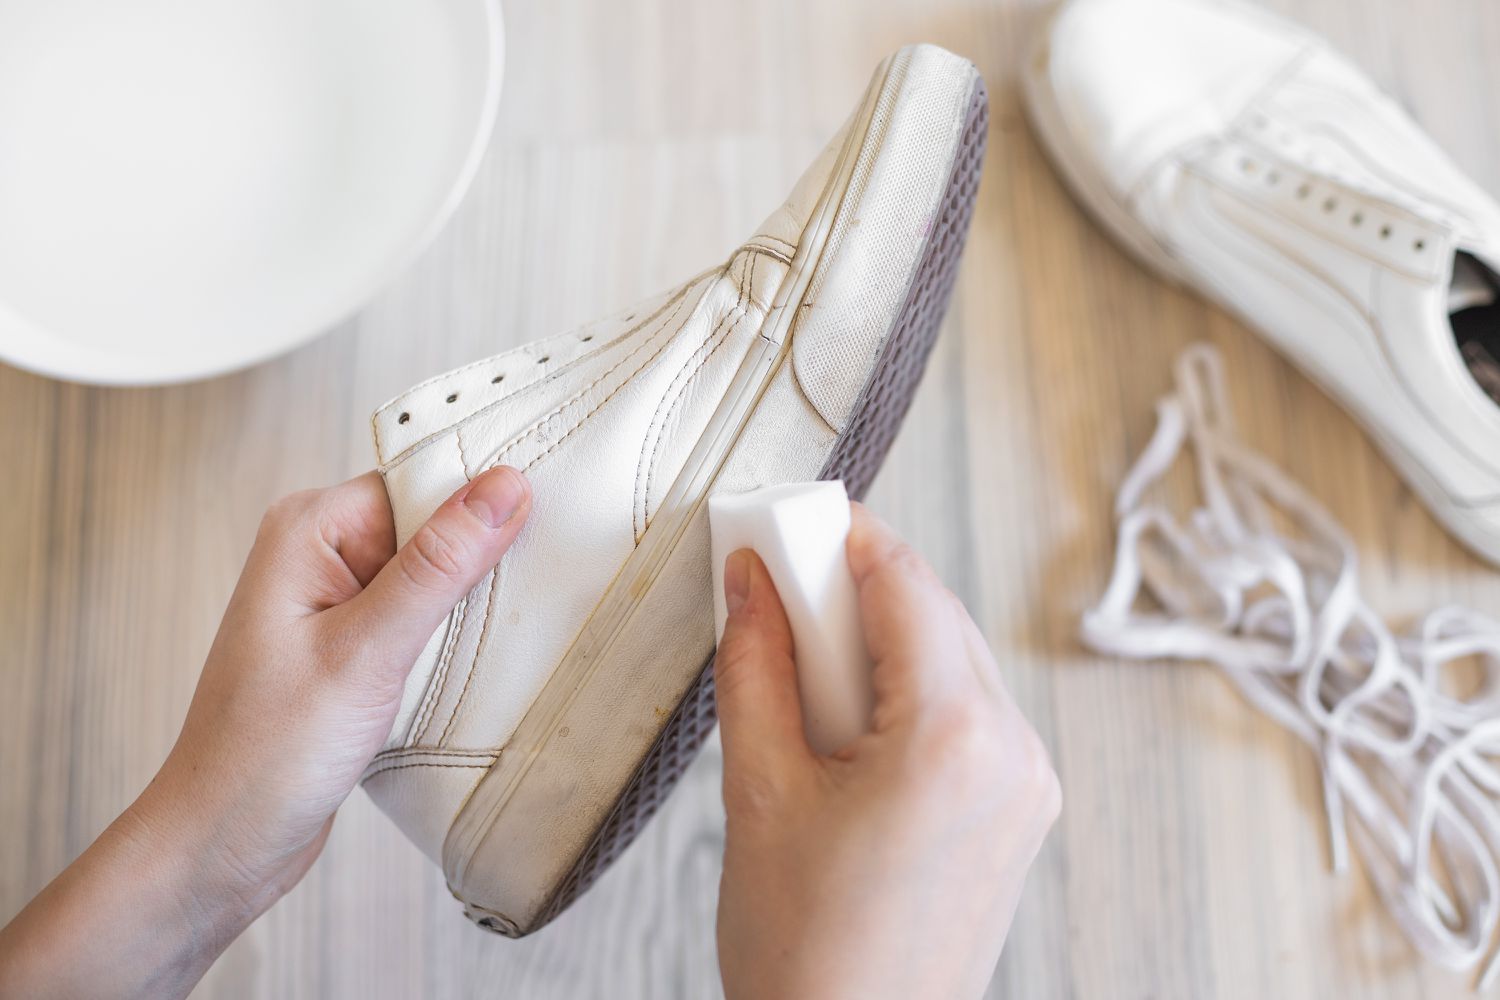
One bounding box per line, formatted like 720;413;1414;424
0;775;265;1000
126;759;280;943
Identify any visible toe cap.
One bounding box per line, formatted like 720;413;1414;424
1036;0;1311;193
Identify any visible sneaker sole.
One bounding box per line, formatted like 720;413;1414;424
447;49;991;936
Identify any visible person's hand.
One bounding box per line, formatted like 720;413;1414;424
714;503;1061;1000
0;467;531;1000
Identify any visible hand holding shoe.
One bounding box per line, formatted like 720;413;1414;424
0;482;1056;1000
714;504;1061;1000
0;468;532;1000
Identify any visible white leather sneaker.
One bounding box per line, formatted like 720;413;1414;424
1023;0;1500;564
362;44;988;935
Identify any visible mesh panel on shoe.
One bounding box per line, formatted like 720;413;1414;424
794;49;981;434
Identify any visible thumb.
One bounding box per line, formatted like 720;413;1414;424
343;466;531;664
714;549;813;785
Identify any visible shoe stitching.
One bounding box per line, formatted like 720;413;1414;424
639;257;757;539
750;233;796;254
737;243;789;292
376;352;525;420
487;283;706;473
745;247;765;309
378;277;709;471
633;253;753;539
743;238;795;264
1124;44;1315;213
429;249;779;737
409;594;468;746
1185;160;1404;305
1223;43;1316;135
372;333;592;465
494;285;708;479
419;587;480;745
381;343;559;469
373;317;628;423
378;254;784;471
1266;117;1473;229
439;560;502;746
644;305;748;535
371;411;388;470
412;441;482;744
632;289;742;541
369;746;498;761
1210;135;1448;270
380;286;692;470
626;245;785;537
364;760;496;779
440;264;732;737
456;424;475;478
361;747;498;782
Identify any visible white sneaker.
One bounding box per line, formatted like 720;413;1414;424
1023;0;1500;564
362;44;988;935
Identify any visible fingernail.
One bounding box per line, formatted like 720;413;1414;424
725;549;753;615
463;467;527;529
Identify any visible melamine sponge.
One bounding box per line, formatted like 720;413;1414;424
709;481;873;754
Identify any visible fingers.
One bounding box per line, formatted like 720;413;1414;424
846;503;974;713
243;472;399;616
338;466;532;667
715;549;814;785
319;472;399;589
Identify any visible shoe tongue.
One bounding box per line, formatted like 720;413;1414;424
1450;250;1498;312
1450;249;1500;406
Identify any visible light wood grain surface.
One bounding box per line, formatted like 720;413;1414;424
4;1;1500;996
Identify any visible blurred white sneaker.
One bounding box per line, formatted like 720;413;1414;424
1023;0;1500;564
363;44;988;936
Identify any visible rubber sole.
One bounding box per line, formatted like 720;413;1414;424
457;67;991;937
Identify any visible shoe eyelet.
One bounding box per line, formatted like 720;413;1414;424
1296;184;1311;199
398;412;410;424
1322;197;1338;213
1351;212;1364;226
446;393;458;404
491;374;504;384
538;355;550;364
1413;239;1426;252
581;335;593;343
1380;225;1392;239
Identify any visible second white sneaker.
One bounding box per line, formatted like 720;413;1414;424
1024;0;1500;564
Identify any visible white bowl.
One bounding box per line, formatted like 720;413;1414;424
0;0;503;385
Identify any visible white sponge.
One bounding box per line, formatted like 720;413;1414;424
709;481;874;754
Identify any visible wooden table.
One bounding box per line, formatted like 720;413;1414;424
4;1;1498;996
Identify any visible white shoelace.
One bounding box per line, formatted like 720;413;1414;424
1082;344;1500;989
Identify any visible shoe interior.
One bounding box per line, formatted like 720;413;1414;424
1450;250;1500;407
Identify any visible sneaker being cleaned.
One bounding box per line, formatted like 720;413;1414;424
362;44;989;936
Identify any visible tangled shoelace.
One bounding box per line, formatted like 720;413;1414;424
1081;344;1500;990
